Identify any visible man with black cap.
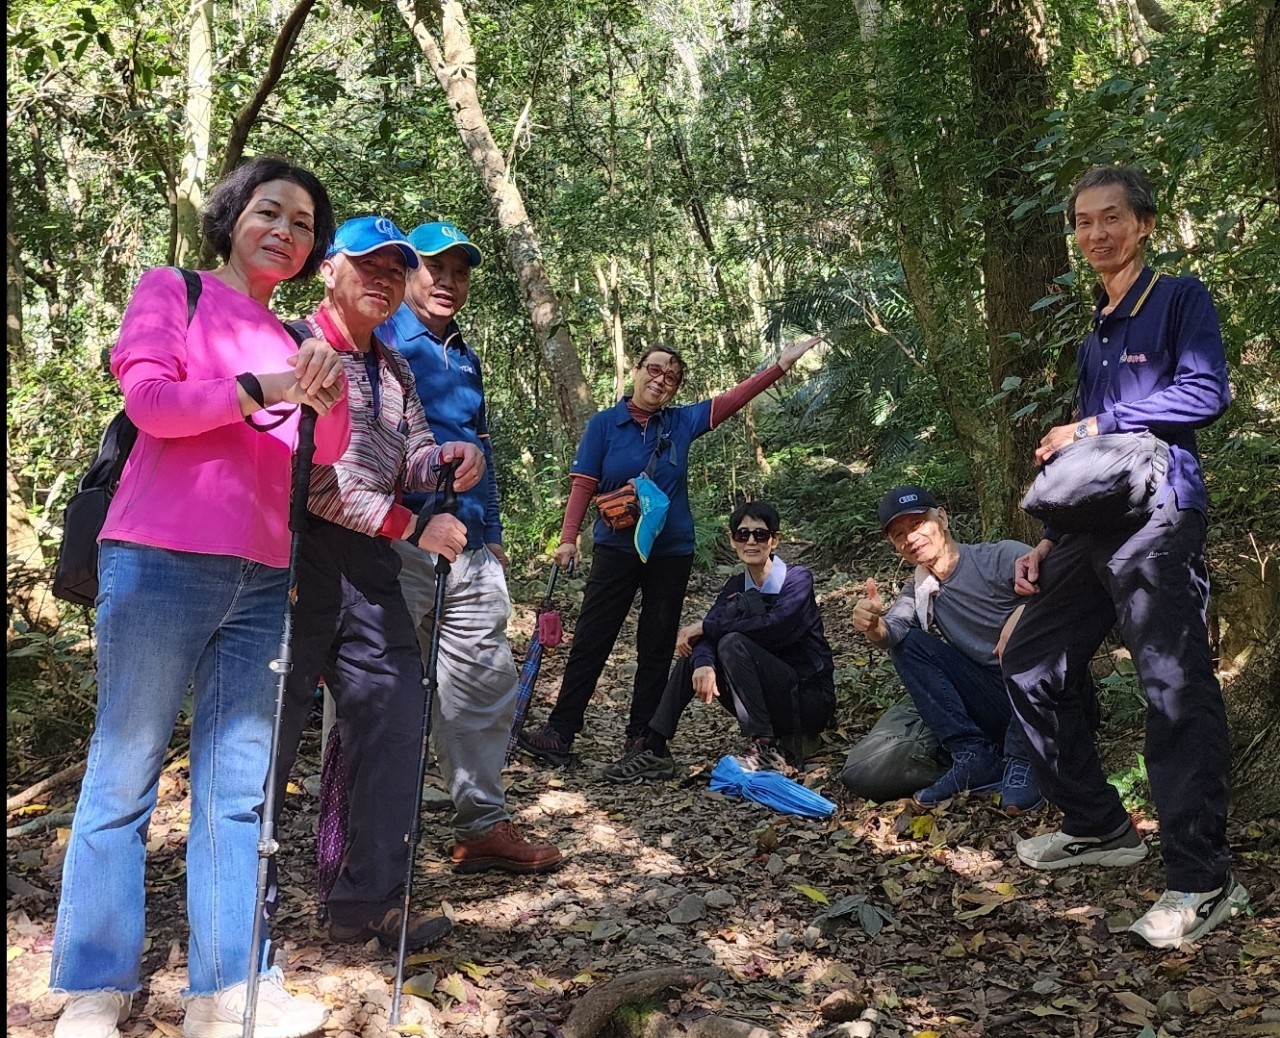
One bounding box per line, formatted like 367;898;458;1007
273;215;486;950
379;221;562;875
848;486;1044;812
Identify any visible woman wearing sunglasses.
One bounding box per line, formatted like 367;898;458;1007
519;338;821;771
604;500;835;780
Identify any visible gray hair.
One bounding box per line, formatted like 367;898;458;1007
1066;166;1157;229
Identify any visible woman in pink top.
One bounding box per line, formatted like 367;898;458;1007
50;158;348;1038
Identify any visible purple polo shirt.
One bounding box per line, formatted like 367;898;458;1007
1078;266;1231;516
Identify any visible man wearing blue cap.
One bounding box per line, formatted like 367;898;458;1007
272;216;487;949
847;486;1046;813
380;221;562;874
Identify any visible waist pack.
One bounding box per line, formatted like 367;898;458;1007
595;482;641;530
1020;431;1170;534
51;269;203;607
594;412;670;533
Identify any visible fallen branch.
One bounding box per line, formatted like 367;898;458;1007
7;761;86;815
7;811;75;839
561;966;722;1038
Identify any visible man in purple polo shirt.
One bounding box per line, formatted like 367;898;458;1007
1002;166;1248;949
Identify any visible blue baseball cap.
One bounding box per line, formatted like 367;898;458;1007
407;222;483;267
877;485;938;531
328;216;419;269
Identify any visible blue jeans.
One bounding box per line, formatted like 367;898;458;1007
51;542;287;996
890;628;1030;761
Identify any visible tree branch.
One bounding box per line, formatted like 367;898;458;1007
216;0;318;181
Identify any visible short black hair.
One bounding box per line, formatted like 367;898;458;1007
635;344;688;385
729;500;780;533
1066;165;1157;229
201;156;335;281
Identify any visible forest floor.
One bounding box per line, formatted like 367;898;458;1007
6;543;1280;1038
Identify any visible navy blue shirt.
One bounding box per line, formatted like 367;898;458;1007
694;560;836;698
1079;267;1231;516
572;396;714;557
379;305;501;549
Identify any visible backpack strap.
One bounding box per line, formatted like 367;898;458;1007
177;267;202;325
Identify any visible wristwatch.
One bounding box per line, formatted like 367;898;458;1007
1074;419;1091;440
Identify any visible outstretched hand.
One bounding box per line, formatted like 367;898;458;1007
778;334;824;372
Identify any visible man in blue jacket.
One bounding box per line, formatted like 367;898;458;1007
1002;166;1248;949
381;221;561;874
604;500;835;781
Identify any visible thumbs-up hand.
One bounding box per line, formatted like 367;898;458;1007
852;577;889;641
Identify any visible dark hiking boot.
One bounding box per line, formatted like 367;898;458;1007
516;723;574;767
328;907;452;952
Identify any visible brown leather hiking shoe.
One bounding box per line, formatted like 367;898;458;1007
328;907;452;951
451;821;563;874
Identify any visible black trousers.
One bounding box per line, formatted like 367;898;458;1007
274;518;426;924
647;633;832;743
547;545;694;742
1002;499;1230;891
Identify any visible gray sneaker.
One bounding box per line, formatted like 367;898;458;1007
1128;876;1251;949
55;991;132;1038
1016;820;1148;871
603;748;676;783
183;967;327;1038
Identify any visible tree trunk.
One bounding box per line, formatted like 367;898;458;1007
967;0;1072;544
1224;633;1280;820
1257;0;1280;195
7;193;24;372
6;464;62;632
175;0;214;267
595;260;627;400
398;0;595;441
852;0;998;504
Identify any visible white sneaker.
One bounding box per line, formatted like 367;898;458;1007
1016;820;1148;870
1129;876;1251;949
183;967;327;1038
55;991;133;1038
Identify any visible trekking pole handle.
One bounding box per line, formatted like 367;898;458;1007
290;406;318;534
439;458;460;516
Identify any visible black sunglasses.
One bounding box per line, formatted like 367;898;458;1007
730;527;777;543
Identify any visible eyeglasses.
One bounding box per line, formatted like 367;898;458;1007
731;528;777;543
641;363;682;388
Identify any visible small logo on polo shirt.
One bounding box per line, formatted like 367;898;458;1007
1120;352;1148;364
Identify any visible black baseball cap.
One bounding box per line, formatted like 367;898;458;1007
877;485;938;531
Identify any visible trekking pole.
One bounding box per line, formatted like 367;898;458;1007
243;406;317;1038
390;458;460;1026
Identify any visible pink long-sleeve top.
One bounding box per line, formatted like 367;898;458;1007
100;267;352;568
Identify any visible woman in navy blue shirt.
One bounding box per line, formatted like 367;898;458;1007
518;338;820;770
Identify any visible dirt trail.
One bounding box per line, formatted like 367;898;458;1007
7;557;1279;1037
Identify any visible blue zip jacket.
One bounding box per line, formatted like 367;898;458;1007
694;561;836;699
1078;266;1231;517
379;305;501;549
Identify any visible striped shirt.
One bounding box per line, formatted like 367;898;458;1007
302;304;446;539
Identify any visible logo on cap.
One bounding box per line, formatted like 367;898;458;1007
899;493;918;505
375;217;396;237
441;225;462;241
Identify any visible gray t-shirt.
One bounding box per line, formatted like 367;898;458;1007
880;540;1029;672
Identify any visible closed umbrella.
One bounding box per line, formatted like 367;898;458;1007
710;754;837;819
506;562;569;764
